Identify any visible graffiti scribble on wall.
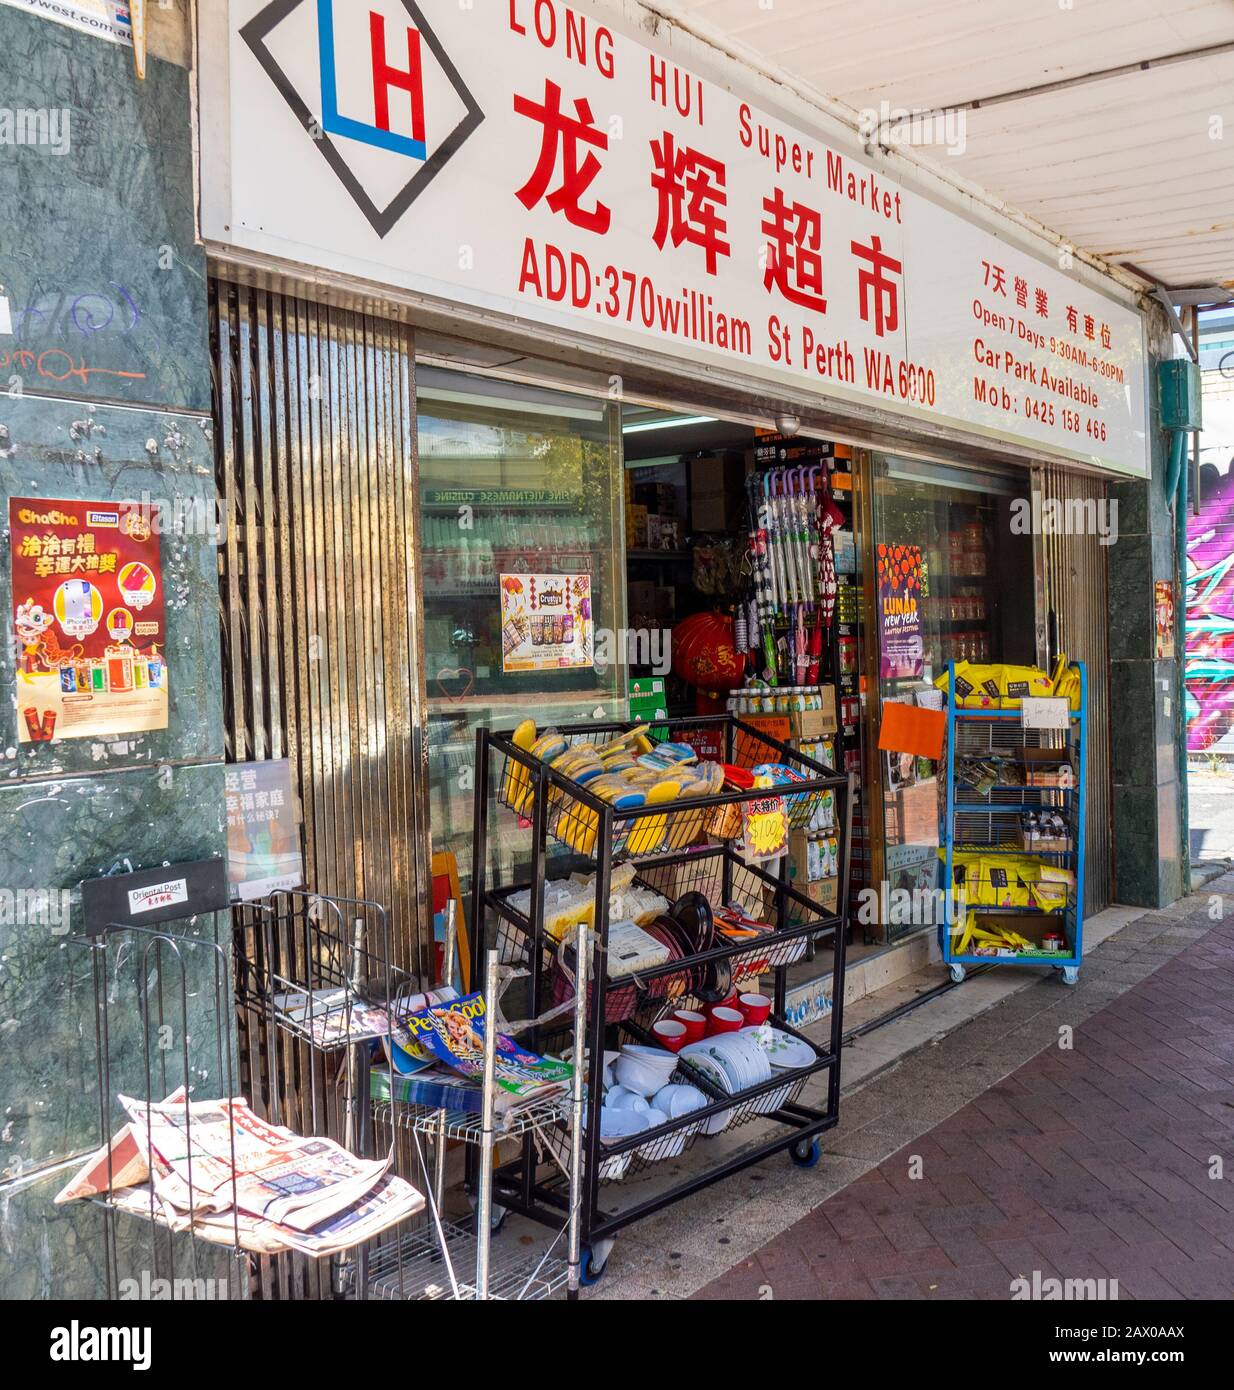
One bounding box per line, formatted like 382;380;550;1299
1186;478;1234;751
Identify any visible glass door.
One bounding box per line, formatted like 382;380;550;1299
869;454;1035;937
418;366;626;893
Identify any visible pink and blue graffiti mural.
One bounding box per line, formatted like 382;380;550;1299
1187;474;1234;751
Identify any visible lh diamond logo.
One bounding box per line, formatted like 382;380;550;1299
242;0;484;238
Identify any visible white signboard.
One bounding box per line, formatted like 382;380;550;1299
202;0;1149;476
0;0;133;45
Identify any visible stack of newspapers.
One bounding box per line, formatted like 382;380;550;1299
56;1089;423;1257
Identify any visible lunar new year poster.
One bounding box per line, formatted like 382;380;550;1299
877;542;925;680
11;497;168;743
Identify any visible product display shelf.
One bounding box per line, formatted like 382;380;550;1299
360;1220;570;1302
941;661;1087;986
472;713;852;1286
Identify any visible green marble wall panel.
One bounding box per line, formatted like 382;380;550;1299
0;7;209;412
0;11;224;1300
0;394;222;778
0;1166;241;1300
0;762;228;1183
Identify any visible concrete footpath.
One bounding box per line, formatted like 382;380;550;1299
594;874;1234;1300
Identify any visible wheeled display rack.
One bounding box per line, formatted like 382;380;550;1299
472;713;851;1285
941;660;1087;986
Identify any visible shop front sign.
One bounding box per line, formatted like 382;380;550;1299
202;0;1149;476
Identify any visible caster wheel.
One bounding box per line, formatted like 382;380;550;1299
1060;966;1079;987
789;1137;821;1168
949;963;967;985
580;1239;614;1286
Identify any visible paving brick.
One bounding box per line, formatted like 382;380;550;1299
693;911;1234;1302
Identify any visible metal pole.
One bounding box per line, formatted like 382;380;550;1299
433;900;458;1215
566;923;590;1299
475;948;500;1299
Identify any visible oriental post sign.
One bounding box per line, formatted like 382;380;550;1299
203;0;1149;476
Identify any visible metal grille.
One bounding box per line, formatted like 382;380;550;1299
1033;464;1112;914
210;277;432;1296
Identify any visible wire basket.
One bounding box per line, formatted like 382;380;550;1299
234;889;419;1054
495;716;839;862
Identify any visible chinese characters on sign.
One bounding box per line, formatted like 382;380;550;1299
212;0;1148;476
499;571;594;673
10;497;167;743
226;759;304;900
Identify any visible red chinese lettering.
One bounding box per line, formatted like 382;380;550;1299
1066;305;1078;334
761;188;826;313
650;132;730;275
851;234;902;338
514;80;611;235
1035;287;1048;318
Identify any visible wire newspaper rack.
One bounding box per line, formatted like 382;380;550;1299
232;888;587;1300
72;868;427;1301
76;864;249;1301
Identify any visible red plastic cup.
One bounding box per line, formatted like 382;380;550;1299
651;1019;688;1052
706;1006;744;1036
738;992;771;1026
672;1008;706;1043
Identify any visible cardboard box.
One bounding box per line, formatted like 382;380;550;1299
690;454;745;533
627;580;656;627
647;514;681;550
1018;747;1075;788
629;676;667;725
809;877;839;914
792;686;838;739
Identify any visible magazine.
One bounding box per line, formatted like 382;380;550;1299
414;992;572;1099
370;1065;568;1122
376;991;572;1114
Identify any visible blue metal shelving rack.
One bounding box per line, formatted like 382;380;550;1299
941;661;1086;986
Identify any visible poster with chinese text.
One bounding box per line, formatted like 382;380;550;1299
499;572;593;673
877;543;924;679
226;759;303;900
11;497;168;743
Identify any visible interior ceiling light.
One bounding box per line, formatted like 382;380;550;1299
621;414;718;435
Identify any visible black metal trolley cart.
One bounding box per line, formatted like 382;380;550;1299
471;713;852;1287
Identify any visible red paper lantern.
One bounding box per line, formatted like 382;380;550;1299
672;611;743;713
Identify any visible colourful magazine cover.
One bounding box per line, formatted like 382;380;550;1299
417;992;572;1099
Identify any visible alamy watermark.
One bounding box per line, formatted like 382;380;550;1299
858;100;966;157
1010;491;1118;546
1011;1270;1120;1300
0;106;70;156
593;626;671;676
0;886;71;935
118;493;229;546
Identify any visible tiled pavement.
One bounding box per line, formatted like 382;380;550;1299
587;872;1234;1298
695;890;1234;1300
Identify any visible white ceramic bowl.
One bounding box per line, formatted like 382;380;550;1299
614;1053;671;1096
599;1106;650;1141
606;1085;649;1113
652;1082;707;1119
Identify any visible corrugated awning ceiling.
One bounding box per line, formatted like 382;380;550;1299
664;0;1234;293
